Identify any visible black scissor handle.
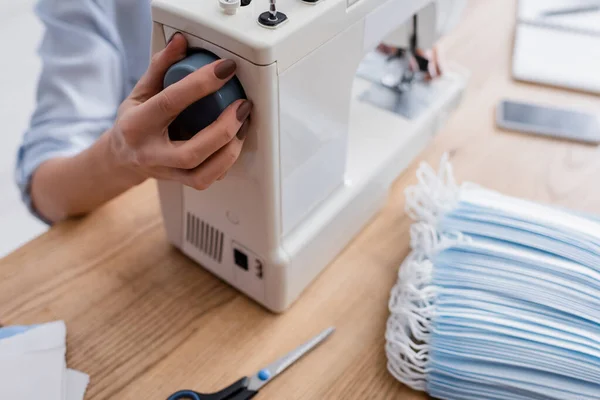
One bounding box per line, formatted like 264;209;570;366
167;390;204;400
166;377;257;400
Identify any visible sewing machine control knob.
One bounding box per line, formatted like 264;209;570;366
258;0;288;28
219;0;240;15
163;50;246;141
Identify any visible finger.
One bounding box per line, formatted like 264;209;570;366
432;47;442;77
142;57;238;126
180;138;245;191
129;33;188;103
153;100;252;170
217;172;227;181
377;44;397;55
426;50;437;79
408;54;418;72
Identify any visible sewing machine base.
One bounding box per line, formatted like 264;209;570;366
159;65;467;313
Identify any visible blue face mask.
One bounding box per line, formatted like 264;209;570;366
440;190;600;268
386;155;600;400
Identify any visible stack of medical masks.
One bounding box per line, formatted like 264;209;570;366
385;155;600;400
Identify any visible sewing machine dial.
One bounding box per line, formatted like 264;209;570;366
163;50;247;141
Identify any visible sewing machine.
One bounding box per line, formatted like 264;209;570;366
151;0;467;312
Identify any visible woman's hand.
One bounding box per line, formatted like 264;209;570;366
30;33;252;223
414;47;442;81
376;44;442;81
108;33;252;190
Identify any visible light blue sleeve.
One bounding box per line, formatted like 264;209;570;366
15;0;126;223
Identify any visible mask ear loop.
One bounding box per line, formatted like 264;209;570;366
386;254;435;391
386;155;470;393
405;153;460;226
410;223;469;258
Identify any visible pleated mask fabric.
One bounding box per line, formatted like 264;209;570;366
386;155;600;400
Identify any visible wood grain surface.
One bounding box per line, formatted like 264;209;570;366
2;1;600;399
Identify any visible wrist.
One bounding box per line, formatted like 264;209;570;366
98;129;147;189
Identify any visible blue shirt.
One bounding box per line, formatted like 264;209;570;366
15;0;152;220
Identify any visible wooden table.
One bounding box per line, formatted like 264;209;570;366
2;1;600;399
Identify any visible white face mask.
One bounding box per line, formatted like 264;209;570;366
387;155;600;400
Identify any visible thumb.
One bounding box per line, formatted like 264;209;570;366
129;33;188;104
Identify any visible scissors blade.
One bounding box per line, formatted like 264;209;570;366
246;327;335;391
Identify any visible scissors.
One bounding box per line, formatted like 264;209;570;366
167;327;335;400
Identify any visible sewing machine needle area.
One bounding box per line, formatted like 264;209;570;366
356;49;445;120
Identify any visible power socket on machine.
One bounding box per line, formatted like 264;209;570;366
232;241;265;300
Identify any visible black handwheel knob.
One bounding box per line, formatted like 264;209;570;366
163;49;246;141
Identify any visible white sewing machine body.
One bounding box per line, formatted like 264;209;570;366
151;0;467;312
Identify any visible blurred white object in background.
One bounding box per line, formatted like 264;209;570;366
518;0;600;36
513;0;600;94
0;1;48;258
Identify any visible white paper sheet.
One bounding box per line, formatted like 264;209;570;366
518;0;600;36
513;0;600;94
0;321;89;400
66;369;90;400
0;321;65;356
512;24;600;95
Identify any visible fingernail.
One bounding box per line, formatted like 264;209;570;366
237;119;250;140
214;59;237;79
168;32;183;44
236;100;253;122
